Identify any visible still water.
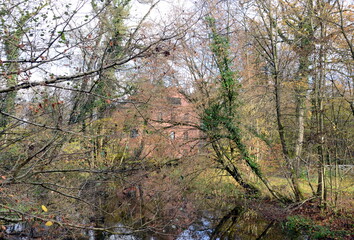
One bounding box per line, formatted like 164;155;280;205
92;206;301;240
3;206;302;239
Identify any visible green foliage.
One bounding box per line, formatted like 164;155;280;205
285;215;351;239
205;16;263;177
0;141;27;171
286;215;313;232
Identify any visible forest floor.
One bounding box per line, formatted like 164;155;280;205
248;180;354;240
212;169;354;239
241;197;353;239
189;163;354;239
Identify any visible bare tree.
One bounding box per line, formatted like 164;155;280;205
0;0;191;237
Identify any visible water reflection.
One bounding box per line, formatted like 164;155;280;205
208;206;282;240
105;224;137;240
177;218;213;240
175;206;292;240
101;205;296;240
2;206;297;240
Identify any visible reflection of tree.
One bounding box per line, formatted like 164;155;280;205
211;205;244;240
211;205;278;240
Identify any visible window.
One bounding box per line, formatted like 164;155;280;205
183;131;189;140
170;131;175;140
157;112;163;121
167;97;181;105
130;129;139;138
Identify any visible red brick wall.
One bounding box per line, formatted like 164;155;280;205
113;86;202;159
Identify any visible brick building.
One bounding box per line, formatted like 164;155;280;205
113;85;202;159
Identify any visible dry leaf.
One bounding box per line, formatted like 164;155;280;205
41;205;48;212
45;221;53;226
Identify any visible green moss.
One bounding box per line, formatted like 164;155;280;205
286;215;312;232
285;215;352;239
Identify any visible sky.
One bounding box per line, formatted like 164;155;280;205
7;0;195;102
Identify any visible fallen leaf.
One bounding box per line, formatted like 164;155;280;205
41;205;48;212
45;221;53;226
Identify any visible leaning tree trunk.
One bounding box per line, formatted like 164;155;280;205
204;15;289;202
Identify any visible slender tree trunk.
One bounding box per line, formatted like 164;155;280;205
291;0;315;198
267;0;303;201
294;93;306;177
0;41;19;128
248;0;306;202
275;77;303;200
315;18;327;204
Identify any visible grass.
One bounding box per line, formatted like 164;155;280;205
188;165;354;203
285;215;353;239
265;172;354;200
190;167;353;239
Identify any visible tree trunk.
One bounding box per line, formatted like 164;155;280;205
315;19;327;204
0;41;19;128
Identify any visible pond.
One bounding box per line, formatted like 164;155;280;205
89;205;303;240
3;206;303;240
3;198;304;240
